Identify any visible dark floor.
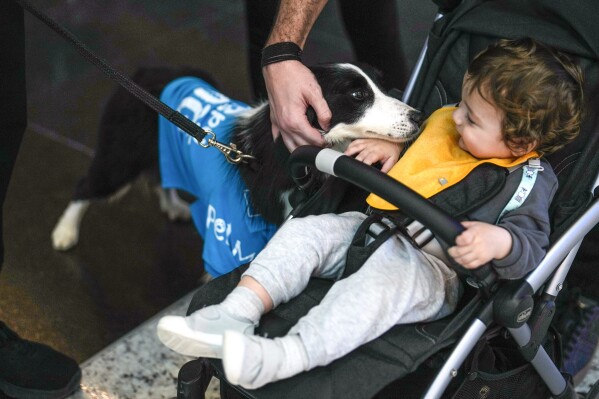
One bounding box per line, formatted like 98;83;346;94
0;0;438;368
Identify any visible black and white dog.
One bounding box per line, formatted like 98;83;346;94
51;63;421;250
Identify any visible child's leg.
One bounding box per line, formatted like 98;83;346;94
291;234;460;368
223;233;461;388
157;212;367;358
241;212;368;308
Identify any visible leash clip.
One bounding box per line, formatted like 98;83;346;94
199;130;257;164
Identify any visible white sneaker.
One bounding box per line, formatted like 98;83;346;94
156;305;255;358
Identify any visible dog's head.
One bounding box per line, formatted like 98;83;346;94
307;63;422;147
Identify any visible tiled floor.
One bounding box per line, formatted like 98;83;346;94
67;292;221;399
2;0;599;398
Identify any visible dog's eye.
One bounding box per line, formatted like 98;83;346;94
351;90;367;101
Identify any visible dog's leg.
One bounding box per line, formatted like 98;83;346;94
155;187;191;221
51;200;91;250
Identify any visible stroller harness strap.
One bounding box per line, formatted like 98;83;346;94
346;156;543;281
496;158;544;223
367;107;539;210
343;213;404;279
345;156;540;280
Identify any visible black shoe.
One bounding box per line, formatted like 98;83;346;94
561;304;599;379
0;321;81;399
555;289;599;382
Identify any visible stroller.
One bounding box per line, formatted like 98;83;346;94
175;0;599;398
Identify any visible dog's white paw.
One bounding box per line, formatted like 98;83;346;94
51;201;90;251
51;222;79;251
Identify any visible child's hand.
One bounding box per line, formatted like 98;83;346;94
344;139;403;173
447;221;512;269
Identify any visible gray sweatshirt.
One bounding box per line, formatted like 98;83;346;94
465;159;557;279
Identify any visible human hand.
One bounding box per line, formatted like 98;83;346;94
344;139;403;173
447;221;512;269
263;60;330;151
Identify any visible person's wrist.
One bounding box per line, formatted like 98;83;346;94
261;42;303;67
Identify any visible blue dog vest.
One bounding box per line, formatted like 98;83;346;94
159;77;277;276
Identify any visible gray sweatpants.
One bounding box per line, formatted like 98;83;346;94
243;212;461;369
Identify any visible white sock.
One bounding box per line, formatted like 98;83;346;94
223;332;310;389
221;286;265;323
276;334;310;380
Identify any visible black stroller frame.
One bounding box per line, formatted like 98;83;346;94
178;0;599;398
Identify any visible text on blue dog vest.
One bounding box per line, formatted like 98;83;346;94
206;204;256;263
176;86;249;145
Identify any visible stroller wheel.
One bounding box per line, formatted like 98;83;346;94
585;379;599;399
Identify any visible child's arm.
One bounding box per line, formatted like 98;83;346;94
447;221;512;269
448;161;557;277
344;139;403;173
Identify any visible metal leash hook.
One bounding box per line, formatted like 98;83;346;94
198;130;257;164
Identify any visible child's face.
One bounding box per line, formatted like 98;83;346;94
453;86;520;159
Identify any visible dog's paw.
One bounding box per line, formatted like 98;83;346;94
51;222;79;251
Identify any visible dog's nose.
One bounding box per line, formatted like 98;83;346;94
409;110;424;126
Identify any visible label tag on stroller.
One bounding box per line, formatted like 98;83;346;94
496;158;543;223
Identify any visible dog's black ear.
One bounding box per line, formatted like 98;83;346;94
273;135;290;166
306;106;323;131
354;62;386;89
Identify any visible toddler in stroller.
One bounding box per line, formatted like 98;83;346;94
157;38;584;390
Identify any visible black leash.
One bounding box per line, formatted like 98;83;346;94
14;0;255;165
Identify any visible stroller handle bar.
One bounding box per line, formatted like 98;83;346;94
289;146;463;244
289;146;496;283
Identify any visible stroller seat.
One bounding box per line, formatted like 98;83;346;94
185;263;487;398
177;0;599;398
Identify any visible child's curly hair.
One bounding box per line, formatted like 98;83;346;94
463;38;584;156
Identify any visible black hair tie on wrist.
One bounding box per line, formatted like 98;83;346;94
261;42;303;67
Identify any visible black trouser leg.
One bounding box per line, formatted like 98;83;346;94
245;0;408;98
245;0;280;101
0;0;27;270
338;0;408;90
